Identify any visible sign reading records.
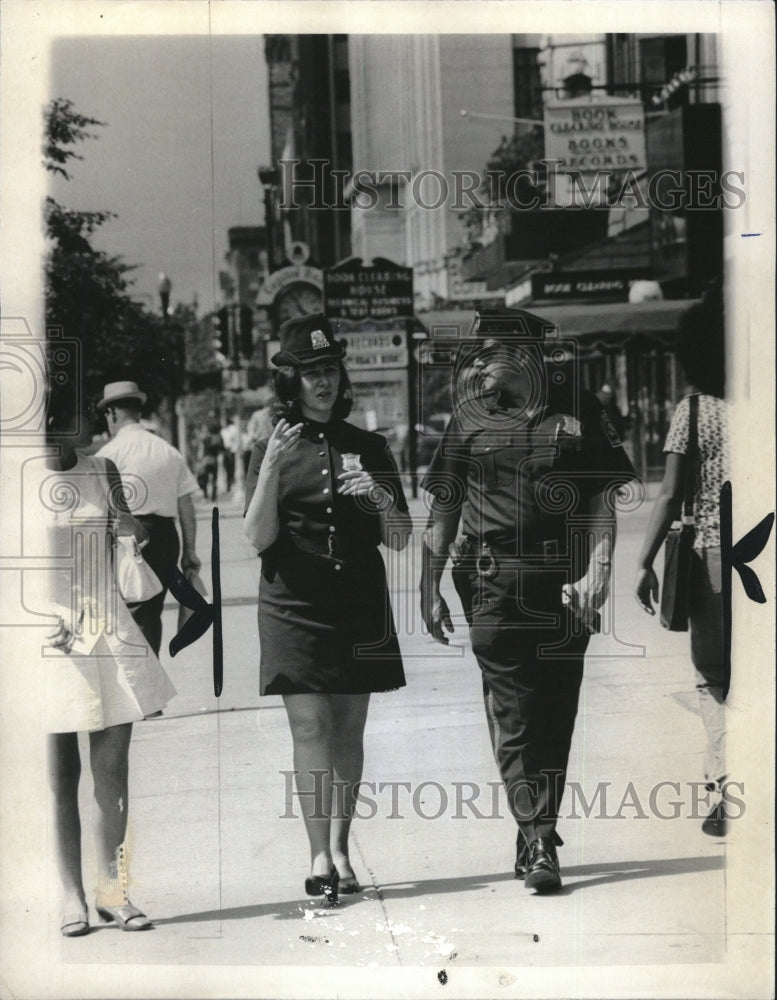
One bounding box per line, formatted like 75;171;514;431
336;330;408;370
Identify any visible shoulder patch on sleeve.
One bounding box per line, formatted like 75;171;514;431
601;409;622;447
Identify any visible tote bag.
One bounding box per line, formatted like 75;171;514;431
660;394;699;631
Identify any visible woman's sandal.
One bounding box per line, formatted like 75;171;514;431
95;901;152;931
60;911;90;937
304;868;339;906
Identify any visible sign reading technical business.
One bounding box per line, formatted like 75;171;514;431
545;100;646;173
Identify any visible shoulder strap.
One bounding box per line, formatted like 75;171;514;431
681;394;699;519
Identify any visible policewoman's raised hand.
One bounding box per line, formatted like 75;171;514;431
264;419;303;467
634;566;659;615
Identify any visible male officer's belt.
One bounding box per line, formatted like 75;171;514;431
452;536;564;579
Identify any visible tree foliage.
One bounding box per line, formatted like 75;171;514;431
460;127;545;245
44;98;183;412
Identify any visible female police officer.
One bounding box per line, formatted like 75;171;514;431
421;308;638;893
244;313;411;904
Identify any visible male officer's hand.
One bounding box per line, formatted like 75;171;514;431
562;561;611;626
421;586;454;644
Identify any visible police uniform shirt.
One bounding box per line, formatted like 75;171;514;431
422;386;638;551
244;418;408;555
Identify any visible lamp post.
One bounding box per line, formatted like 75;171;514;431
157;272;186;452
258;166;277;273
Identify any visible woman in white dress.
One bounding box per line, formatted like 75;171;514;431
44;384;176;936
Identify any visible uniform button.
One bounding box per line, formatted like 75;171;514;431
318;433;324;439
334;564;342;571
326;507;333;514
321;469;328;475
329;525;335;533
318;451;325;456
323;487;329;494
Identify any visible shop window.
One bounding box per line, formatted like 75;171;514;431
512;47;542;122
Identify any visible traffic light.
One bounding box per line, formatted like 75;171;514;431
211;307;230;365
239;305;254;360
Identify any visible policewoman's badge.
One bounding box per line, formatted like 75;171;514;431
310;329;329;350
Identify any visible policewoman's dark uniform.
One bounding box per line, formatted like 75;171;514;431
244;419;408;695
423;384;637;841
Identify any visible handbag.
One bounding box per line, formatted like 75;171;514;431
660;394;699;631
115;534;163;604
95;457;163;604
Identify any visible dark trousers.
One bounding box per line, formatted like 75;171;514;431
130;515;180;657
456;562;589;841
197;463;217;502
223;452;236;491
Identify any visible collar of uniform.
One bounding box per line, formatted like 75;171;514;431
301;416;337;440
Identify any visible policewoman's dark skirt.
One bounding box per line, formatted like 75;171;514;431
258;535;406;695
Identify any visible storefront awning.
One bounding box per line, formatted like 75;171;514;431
525;298;700;340
418;299;699;343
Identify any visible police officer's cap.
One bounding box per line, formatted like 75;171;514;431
272;313;346;367
472;305;554;344
454;306;553;374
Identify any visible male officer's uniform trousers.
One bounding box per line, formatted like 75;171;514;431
423;387;637;843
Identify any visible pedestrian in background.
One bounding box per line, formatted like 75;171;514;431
241;407;271;481
244;313;411;905
195;420;223;502
44;380;175;936
421;308;638;893
221;414;240;493
96;381;201;656
634;289;729;836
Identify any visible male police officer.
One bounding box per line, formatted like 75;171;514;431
420;308;638;893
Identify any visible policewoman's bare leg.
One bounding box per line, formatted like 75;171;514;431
329;693;370;887
282;693;336;878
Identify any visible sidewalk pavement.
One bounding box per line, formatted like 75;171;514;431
38;486;753;998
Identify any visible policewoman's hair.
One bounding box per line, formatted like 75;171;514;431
675;281;725;399
270;360;354;425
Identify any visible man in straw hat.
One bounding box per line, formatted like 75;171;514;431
96;381;201;656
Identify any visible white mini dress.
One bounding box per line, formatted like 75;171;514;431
43;453;176;733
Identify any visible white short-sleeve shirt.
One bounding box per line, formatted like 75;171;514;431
96;423;198;517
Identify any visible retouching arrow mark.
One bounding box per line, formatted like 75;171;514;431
167;507;224;697
720;481;775;699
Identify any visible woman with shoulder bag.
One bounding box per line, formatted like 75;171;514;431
43;381;176;936
244;314;412;904
633;288;729;836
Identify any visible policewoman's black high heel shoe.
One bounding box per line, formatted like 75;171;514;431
305;867;339;906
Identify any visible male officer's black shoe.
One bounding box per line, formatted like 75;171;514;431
524;837;562;893
515;830;563;880
514;834;530;879
701;802;727;837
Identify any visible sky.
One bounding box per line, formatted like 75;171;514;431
49;34;270;316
